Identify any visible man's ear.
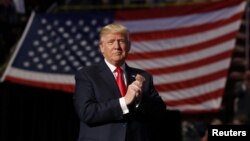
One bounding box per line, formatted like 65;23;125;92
99;42;104;54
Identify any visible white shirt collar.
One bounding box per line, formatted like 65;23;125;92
104;59;126;73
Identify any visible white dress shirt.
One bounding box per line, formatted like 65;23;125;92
104;59;129;114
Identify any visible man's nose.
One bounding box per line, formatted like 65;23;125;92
114;40;121;48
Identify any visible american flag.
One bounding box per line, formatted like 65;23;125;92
1;0;246;113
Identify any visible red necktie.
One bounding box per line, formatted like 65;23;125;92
115;67;126;97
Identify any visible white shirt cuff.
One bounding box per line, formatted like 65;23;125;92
119;97;129;114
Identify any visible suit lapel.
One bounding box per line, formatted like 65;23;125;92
125;64;136;86
98;61;121;98
96;61;137;97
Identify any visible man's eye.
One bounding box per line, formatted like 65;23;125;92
119;40;126;44
107;41;114;44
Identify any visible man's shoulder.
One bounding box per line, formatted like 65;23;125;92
128;66;144;73
75;62;102;74
126;65;151;76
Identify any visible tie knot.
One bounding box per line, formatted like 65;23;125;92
115;67;122;73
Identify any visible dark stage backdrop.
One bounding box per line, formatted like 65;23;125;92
0;81;182;141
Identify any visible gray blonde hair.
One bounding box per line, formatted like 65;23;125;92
99;23;130;42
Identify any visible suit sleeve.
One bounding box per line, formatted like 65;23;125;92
137;73;166;118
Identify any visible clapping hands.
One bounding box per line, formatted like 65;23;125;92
124;74;145;105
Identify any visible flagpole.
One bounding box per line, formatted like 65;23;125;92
0;12;36;82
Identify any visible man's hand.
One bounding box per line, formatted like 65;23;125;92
124;74;145;105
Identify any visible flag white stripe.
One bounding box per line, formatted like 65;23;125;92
166;98;222;111
153;59;230;84
127;40;235;69
7;67;74;84
129;21;240;53
159;78;226;100
117;2;245;33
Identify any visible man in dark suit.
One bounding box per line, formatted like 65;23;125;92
73;23;166;141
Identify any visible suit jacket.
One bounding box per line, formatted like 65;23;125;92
73;61;166;141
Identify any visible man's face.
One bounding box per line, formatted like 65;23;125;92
99;32;130;66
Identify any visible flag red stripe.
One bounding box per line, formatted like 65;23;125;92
115;0;243;20
156;69;228;92
166;89;224;106
128;31;237;60
181;108;220;114
147;50;233;75
5;76;74;93
129;12;242;42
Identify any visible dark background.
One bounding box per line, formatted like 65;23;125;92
0;81;182;141
0;81;79;141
